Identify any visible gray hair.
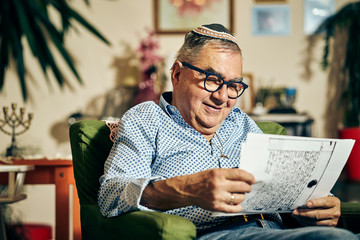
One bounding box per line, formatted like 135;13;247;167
175;31;242;64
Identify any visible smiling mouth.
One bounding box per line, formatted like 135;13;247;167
204;103;222;111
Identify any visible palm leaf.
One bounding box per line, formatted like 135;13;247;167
0;1;13;91
31;3;82;81
10;26;27;101
50;0;111;45
30;15;66;87
0;0;111;101
0;17;10;91
314;2;360;127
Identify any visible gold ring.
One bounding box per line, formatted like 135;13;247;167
230;194;235;205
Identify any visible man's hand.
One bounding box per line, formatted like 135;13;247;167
140;168;255;213
292;196;341;227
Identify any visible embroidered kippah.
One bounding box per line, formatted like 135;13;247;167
192;23;238;46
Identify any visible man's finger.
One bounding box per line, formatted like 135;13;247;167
226;181;253;193
293;208;334;220
306;196;340;209
293;203;341;227
224;168;255;184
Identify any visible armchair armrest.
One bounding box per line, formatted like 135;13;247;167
81;204;197;240
338;202;360;233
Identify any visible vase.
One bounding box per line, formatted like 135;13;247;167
132;66;159;106
339;127;360;181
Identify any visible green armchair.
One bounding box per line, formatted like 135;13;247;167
69;120;360;240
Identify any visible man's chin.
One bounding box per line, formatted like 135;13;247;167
197;122;221;134
193;115;224;131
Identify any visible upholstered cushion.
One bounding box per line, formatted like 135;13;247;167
80;204;197;240
256;121;287;135
70;120;113;205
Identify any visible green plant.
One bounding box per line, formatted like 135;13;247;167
0;0;111;101
313;2;360;128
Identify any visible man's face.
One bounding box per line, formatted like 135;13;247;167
171;46;242;139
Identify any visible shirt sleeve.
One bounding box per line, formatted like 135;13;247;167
97;103;162;217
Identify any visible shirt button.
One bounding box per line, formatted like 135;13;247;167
171;106;176;111
167;106;174;114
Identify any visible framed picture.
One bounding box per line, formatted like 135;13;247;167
153;0;234;34
304;0;335;35
254;0;287;3
252;5;290;36
236;72;255;114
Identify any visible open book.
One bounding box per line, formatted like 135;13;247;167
213;133;355;216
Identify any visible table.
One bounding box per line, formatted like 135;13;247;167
0;165;35;240
0;159;81;240
0;165;35;203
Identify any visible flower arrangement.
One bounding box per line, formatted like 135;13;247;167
132;29;166;105
137;30;164;72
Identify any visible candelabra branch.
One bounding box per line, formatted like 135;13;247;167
0;103;33;157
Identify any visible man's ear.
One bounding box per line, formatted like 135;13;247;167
171;61;182;87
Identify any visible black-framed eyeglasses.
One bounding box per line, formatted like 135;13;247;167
181;62;248;99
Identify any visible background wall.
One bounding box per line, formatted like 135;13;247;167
0;0;355;237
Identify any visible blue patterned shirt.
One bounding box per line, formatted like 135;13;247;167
98;92;263;230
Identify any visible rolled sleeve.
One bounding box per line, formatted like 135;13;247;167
136;176;165;211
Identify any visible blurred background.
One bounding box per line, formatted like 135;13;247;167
0;0;358;239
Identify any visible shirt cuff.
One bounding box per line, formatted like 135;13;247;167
128;176;164;211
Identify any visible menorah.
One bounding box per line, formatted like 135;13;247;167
0;103;33;157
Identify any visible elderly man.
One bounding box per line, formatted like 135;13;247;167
98;24;359;239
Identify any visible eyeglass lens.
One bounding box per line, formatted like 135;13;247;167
181;62;247;99
205;75;245;99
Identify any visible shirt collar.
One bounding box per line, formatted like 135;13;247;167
159;91;174;115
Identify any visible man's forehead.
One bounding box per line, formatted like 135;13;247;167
197;46;241;60
195;49;242;69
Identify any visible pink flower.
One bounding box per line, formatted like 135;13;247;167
132;29;165;105
137;30;164;71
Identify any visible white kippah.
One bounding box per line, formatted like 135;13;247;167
192;23;238;46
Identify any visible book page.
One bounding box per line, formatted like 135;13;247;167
213;134;354;216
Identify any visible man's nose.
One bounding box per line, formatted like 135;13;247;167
212;84;229;100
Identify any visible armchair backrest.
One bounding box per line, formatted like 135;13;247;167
70;120;113;205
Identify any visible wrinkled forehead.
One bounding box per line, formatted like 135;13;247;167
195;46;242;66
194;49;242;80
